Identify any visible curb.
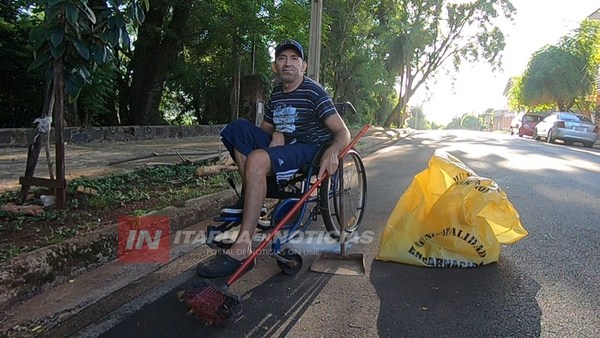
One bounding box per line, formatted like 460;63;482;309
0;127;409;314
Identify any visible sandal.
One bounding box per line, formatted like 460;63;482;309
196;254;256;278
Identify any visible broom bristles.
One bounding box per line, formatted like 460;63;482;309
184;280;242;325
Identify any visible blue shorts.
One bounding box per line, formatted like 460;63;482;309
220;119;320;185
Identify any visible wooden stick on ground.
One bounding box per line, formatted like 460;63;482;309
187;152;224;164
145;162;178;167
108;151;218;165
196;164;237;177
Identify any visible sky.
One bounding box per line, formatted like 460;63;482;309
417;0;600;125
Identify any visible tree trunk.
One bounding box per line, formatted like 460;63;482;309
127;0;193;125
230;32;241;122
383;79;415;128
53;56;66;208
383;97;406;128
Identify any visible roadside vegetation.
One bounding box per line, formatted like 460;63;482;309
0;162;241;263
507;20;600;119
2;0;516;130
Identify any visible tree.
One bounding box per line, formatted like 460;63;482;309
505;76;525;112
518;20;600;113
521;45;590;111
3;0;520;129
445;112;481;130
568;20;600;115
125;0;193;125
21;0;146;205
460;113;479;130
407;105;426;129
378;0;515;127
320;0;393;126
446;115;462;129
479;108;494;131
156;0;286;125
0;1;45;128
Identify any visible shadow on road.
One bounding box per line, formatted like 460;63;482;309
370;259;541;337
100;266;333;338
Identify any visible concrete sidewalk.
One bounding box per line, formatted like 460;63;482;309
0;135;225;194
0;126;409;336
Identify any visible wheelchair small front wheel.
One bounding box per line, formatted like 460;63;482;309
276;248;303;275
320;149;367;241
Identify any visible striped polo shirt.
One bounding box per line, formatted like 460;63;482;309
264;76;337;145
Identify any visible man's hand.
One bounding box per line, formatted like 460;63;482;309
317;113;350;179
269;131;285;147
318;147;340;179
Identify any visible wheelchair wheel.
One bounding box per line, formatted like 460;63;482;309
320;149;367;241
277;248;303;275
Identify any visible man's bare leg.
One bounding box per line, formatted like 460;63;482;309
228;149;270;261
233;149;246;185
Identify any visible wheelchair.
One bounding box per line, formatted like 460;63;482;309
205;141;367;276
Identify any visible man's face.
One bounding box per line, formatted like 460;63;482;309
273;49;306;85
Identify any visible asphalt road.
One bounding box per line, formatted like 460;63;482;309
66;130;600;337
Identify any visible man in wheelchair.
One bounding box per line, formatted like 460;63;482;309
196;39;351;278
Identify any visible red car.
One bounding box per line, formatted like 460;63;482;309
510;113;545;137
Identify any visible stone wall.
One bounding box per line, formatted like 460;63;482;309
0;125;226;148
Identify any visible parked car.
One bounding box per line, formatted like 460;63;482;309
510;113;545;137
533;112;599;148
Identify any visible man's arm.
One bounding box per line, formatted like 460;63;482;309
260;120;285;147
318;113;351;179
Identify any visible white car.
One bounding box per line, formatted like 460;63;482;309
533;112;599;148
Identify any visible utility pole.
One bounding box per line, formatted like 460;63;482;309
307;0;322;82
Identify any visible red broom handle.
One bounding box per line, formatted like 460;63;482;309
226;124;371;285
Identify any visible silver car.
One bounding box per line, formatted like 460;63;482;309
533;112;599;148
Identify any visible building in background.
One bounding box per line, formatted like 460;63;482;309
492;109;514;132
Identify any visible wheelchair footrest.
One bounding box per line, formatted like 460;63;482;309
213;215;242;223
207;239;234;250
205;223;238;250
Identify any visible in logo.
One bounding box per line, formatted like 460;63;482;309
117;216;170;263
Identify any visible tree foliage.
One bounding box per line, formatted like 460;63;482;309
446;112;484;130
14;0;147;131
506;75;553;113
162;0;289;125
28;0;147;97
321;0;392;126
406;105;429;129
516;19;600;113
2;0;517;128
0;1;45;127
379;0;515;127
521;45;589;111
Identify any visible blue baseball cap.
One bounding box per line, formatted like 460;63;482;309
275;39;304;59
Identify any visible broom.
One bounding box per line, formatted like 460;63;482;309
185;124;371;325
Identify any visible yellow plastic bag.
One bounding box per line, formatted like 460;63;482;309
377;150;528;267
